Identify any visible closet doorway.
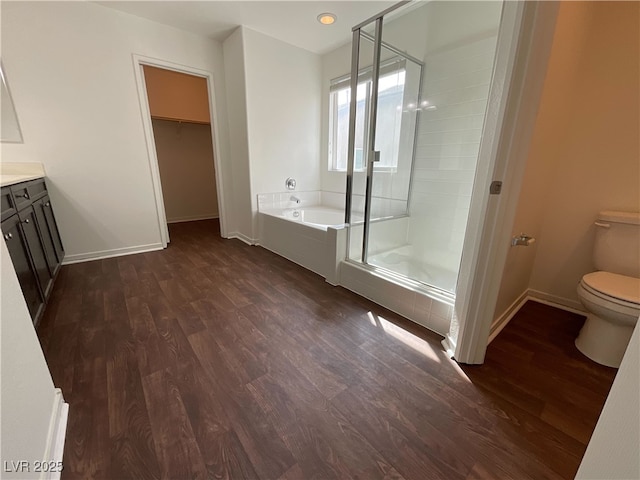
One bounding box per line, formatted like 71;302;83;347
135;58;225;246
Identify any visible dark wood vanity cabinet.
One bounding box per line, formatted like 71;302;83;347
1;178;64;326
2;213;44;319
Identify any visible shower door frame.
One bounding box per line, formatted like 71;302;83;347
344;1;423;267
344;0;560;364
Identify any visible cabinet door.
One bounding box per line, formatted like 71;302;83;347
40;196;64;263
33;196;60;277
17;206;53;300
2;215;45;321
1;187;16;221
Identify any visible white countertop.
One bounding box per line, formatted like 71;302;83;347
0;173;45;187
0;162;45;187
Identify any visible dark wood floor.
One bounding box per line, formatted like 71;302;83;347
37;220;617;480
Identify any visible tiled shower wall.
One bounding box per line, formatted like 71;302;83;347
408;35;499;282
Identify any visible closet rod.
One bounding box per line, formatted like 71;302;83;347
150;115;210;126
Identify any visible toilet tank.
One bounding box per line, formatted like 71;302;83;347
593;211;640;278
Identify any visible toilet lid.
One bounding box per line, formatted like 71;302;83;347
582;271;640;304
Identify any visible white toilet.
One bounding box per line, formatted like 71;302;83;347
576;211;640;368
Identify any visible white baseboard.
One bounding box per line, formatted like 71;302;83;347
166;214;219;224
528;289;586;315
489;289;587;343
227;231;257;246
61;243;164;265
42;389;69;480
489;290;529;344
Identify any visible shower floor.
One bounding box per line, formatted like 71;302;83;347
367;244;459;293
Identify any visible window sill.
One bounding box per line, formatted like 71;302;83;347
328;167;398;174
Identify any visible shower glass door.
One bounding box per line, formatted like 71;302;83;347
345;1;503;294
363;12;423;280
345;30;376;262
346;4;423;282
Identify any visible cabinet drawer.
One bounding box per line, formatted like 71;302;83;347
10;178;47;211
1;187;16;221
27;178;48;201
10;183;32;211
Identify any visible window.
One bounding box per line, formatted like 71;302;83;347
328;61;406;172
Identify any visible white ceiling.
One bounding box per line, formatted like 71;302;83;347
96;1;398;54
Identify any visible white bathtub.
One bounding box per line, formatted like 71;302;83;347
262;206;346;230
258;205;345;279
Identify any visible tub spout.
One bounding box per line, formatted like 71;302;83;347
290;195;300;204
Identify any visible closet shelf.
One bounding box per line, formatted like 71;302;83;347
151;115;210;126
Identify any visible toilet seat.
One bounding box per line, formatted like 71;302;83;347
581;271;640;307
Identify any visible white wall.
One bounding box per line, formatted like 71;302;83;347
494;0;640;317
0;1;231;261
151;119;219;223
243;27;322;236
527;0;640;308
224;27;322;242
222;28;253;242
1;240;60;477
320;41;351;195
576;323;640;479
493;1;591;317
422;1;503;55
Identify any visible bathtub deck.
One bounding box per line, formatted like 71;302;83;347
37;220;617;480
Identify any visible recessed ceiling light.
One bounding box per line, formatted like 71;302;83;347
317;13;337;25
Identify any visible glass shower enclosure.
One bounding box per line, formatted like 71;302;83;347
344;0;503;295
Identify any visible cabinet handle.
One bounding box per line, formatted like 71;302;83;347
44;202;50;207
4;233;12;240
23;218;29;224
16;193;29;199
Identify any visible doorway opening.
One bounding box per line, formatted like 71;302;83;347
133;56;227;247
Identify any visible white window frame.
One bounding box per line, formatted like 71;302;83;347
328;59;406;173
